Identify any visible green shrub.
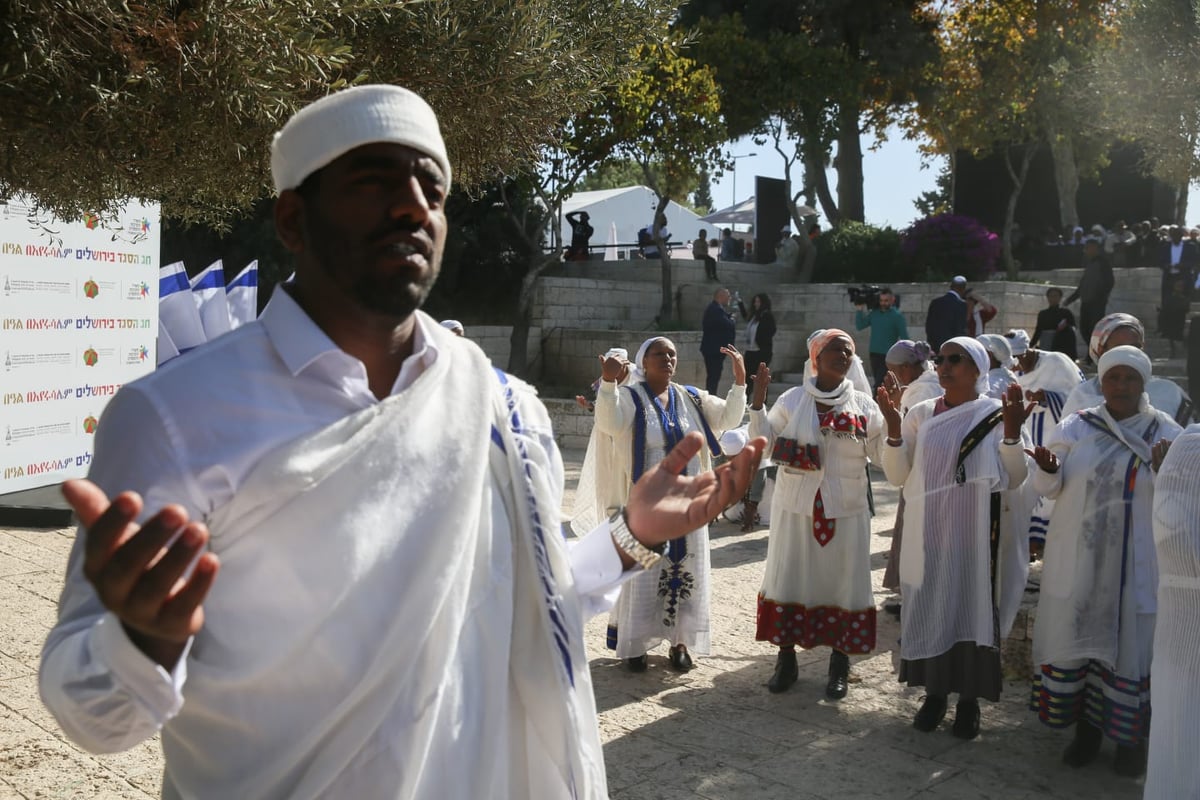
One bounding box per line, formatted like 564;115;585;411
812;222;906;284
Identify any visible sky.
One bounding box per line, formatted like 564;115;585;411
709;126;1199;231
707;125;944;232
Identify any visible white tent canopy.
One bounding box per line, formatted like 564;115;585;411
700;197;817;227
559;186;718;256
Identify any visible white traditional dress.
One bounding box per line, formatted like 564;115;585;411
1031;406;1182;748
750;379;884;653
593;378;746;658
1016;349;1084;546
881;370;942;592
1145;424;1200;798
985;366;1018;399
1062;375;1194;427
882;397;1029;700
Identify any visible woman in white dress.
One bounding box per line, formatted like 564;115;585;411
880;337;1030;739
593;336;746;672
1028;346;1181;777
1145;423;1200;797
749;329;884;699
977;334;1019;400
879;340;942;599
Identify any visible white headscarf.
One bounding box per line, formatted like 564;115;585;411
977;333;1013;368
944;335;990;394
630;336;672;384
1004;328;1031;356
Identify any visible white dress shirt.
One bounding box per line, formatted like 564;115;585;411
39;287;627;781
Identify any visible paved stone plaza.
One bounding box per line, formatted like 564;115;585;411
0;458;1145;799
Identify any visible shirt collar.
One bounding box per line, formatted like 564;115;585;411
260;285;439;385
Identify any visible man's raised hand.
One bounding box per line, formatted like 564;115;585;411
63;479;219;669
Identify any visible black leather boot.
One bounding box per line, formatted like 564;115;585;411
625;655;648;673
767;648;799;693
825;650;849;700
1062;719;1103;767
913;694;948;732
952;698;981;739
1114;741;1147;778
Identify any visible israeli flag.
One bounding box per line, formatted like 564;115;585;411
226;260;258;327
159;261;206;353
156;319;180;366
190;260;232;340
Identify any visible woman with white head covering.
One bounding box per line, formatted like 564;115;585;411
1061;312;1194;425
1028;346;1183;777
1004;327;1084;558
1145;422;1200;797
880;337;1031;739
747;329;885;700
592;336;747;673
879;340;943;597
977;334;1018;399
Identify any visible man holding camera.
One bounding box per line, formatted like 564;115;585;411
854;287;908;389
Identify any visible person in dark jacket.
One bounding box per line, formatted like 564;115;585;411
1064;239;1115;356
924;276;969;352
1028;287;1078;361
737;292;777;398
701;287;737;393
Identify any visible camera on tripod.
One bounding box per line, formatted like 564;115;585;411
846;284;896;310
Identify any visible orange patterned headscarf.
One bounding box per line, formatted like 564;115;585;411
807;328;855;375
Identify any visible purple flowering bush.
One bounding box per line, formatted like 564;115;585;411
901;214;1001;281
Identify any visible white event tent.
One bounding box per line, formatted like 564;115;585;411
558;186;719;259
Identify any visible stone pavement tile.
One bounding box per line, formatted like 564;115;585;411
0;553;41;581
617;702;787;771
602;723;695;793
0;653;32;683
0;777;24;800
750;733;962;799
928;718;1143;799
622;751;825;800
0;531;71;572
0;582;57;664
0;706;154;799
2;569;66;606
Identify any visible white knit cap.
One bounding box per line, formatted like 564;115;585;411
1004;328;1031;356
440;319;464;334
977;333;1013;367
270;85;452;193
1098;345;1152;385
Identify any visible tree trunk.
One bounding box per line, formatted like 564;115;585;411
1002;143;1037;280
835;103;865;223
802;133;840;227
1048;130;1080;229
507;253;560;377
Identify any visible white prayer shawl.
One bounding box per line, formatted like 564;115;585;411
1146;424;1200;799
881;397;1030;659
159;332;605;800
753;379;883;518
592;380;745;658
570;372;636;538
1017;350;1083;447
1032;407;1182;672
985;366;1018;399
900;370;943;416
1062;375;1194;428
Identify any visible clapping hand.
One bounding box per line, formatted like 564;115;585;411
1004;383;1036;435
598;353;629;384
750;362;771;409
720;345;746;386
1152;438;1172;473
875;381;902;440
880;370;903;411
1025;445;1060;473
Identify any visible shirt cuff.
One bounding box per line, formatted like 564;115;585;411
569;518;628;594
91;612;190;720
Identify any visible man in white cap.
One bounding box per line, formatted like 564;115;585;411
439;318;465;336
38;85;764;799
923;275;969;352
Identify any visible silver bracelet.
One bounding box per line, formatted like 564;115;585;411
1002;437;1020;446
609;508;664;570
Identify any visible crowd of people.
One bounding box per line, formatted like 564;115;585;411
32;85;1200;799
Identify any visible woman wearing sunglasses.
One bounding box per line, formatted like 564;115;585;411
879;337;1032;739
